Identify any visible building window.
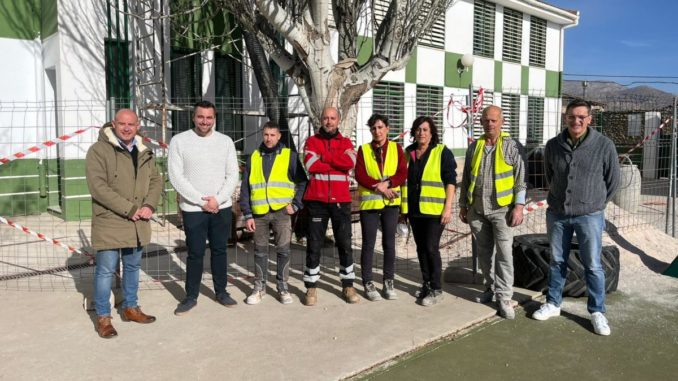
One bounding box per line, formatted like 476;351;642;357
373;81;405;141
527;96;544;144
473;0;495;58
215;53;244;151
501;93;520;138
473;89;494;139
529;16;546;67
418;3;445;49
170;48;203;134
416;85;444;131
104;39;131;106
502;8;522;64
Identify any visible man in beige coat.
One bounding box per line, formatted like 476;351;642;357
85;109;162;338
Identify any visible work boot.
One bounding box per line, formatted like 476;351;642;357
342;286;360;304
364;281;382;301
97;316;118;339
122;306;156;324
304;288;317;306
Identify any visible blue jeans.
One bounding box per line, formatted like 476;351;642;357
546;210;606;313
182;208;232;300
94;247;143;317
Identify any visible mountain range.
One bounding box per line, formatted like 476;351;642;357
563;80;675;110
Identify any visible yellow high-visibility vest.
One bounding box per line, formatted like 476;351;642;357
402;144;447;215
359;141;401;210
467;132;514;207
249;148;295;215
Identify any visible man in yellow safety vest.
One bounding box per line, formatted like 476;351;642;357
459;105;526;320
239;121;307;305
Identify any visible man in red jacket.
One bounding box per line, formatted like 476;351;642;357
302;107;359;305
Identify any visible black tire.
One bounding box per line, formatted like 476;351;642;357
512;234;620;297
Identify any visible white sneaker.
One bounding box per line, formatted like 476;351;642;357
246;289;264;305
278;290;293;305
532;303;561;321
591;312;611;336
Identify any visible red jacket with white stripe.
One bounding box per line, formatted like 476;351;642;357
302;131;355;203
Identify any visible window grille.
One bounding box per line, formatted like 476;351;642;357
501;93;521;138
416;85;444;131
502;8;522;63
527;96;544;144
529;16;546;67
473;0;495;58
373;81;405;141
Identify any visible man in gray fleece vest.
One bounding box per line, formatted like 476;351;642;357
532;99;620;336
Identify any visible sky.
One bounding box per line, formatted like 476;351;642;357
545;0;678;95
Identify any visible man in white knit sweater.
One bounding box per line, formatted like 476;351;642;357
168;100;240;315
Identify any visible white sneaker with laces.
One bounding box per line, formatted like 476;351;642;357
532;303;561;321
246;289;264;305
591;312;611;336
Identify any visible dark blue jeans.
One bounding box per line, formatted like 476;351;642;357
546;210;606;313
182;208;232;300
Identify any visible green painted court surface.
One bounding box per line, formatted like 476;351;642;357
359;293;678;381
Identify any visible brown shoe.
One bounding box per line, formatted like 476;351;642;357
304;288;317;306
97;316;118;339
342;286;360;304
122;306;156;324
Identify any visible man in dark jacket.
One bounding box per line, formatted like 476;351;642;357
239;121;307;305
85;109;162;339
532;99;620;336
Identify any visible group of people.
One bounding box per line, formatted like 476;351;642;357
86;98;619;339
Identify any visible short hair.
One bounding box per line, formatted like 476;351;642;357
410;116;440;146
565;99;591;115
193;100;217;114
367;113;390;128
262;120;280;131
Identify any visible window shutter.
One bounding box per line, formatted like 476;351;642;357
473;0;496;58
502;8;522;64
529;16;546;67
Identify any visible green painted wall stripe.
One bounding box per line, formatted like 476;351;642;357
405;48;417;84
545;70;562;97
521;66;529;96
494;61;502;92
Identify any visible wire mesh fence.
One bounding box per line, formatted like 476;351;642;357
0;92;676;291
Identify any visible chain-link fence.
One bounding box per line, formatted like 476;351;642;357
0;93;676;292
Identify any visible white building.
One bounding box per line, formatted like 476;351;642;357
0;0;578;219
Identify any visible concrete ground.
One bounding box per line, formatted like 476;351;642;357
1;210;675;380
0;265;540;380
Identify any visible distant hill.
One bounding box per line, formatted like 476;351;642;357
563;80;674;110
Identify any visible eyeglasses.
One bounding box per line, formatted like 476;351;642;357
566;115;590;121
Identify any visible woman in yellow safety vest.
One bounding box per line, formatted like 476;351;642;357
404;116;457;307
355;114;408;301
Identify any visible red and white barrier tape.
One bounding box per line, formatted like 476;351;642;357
624;118;672;156
0;126;96;166
0;124;170;258
390;87;485;143
523;200;548;215
0;215;93;260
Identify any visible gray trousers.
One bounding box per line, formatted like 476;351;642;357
253;208;292;292
468;205;514;300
